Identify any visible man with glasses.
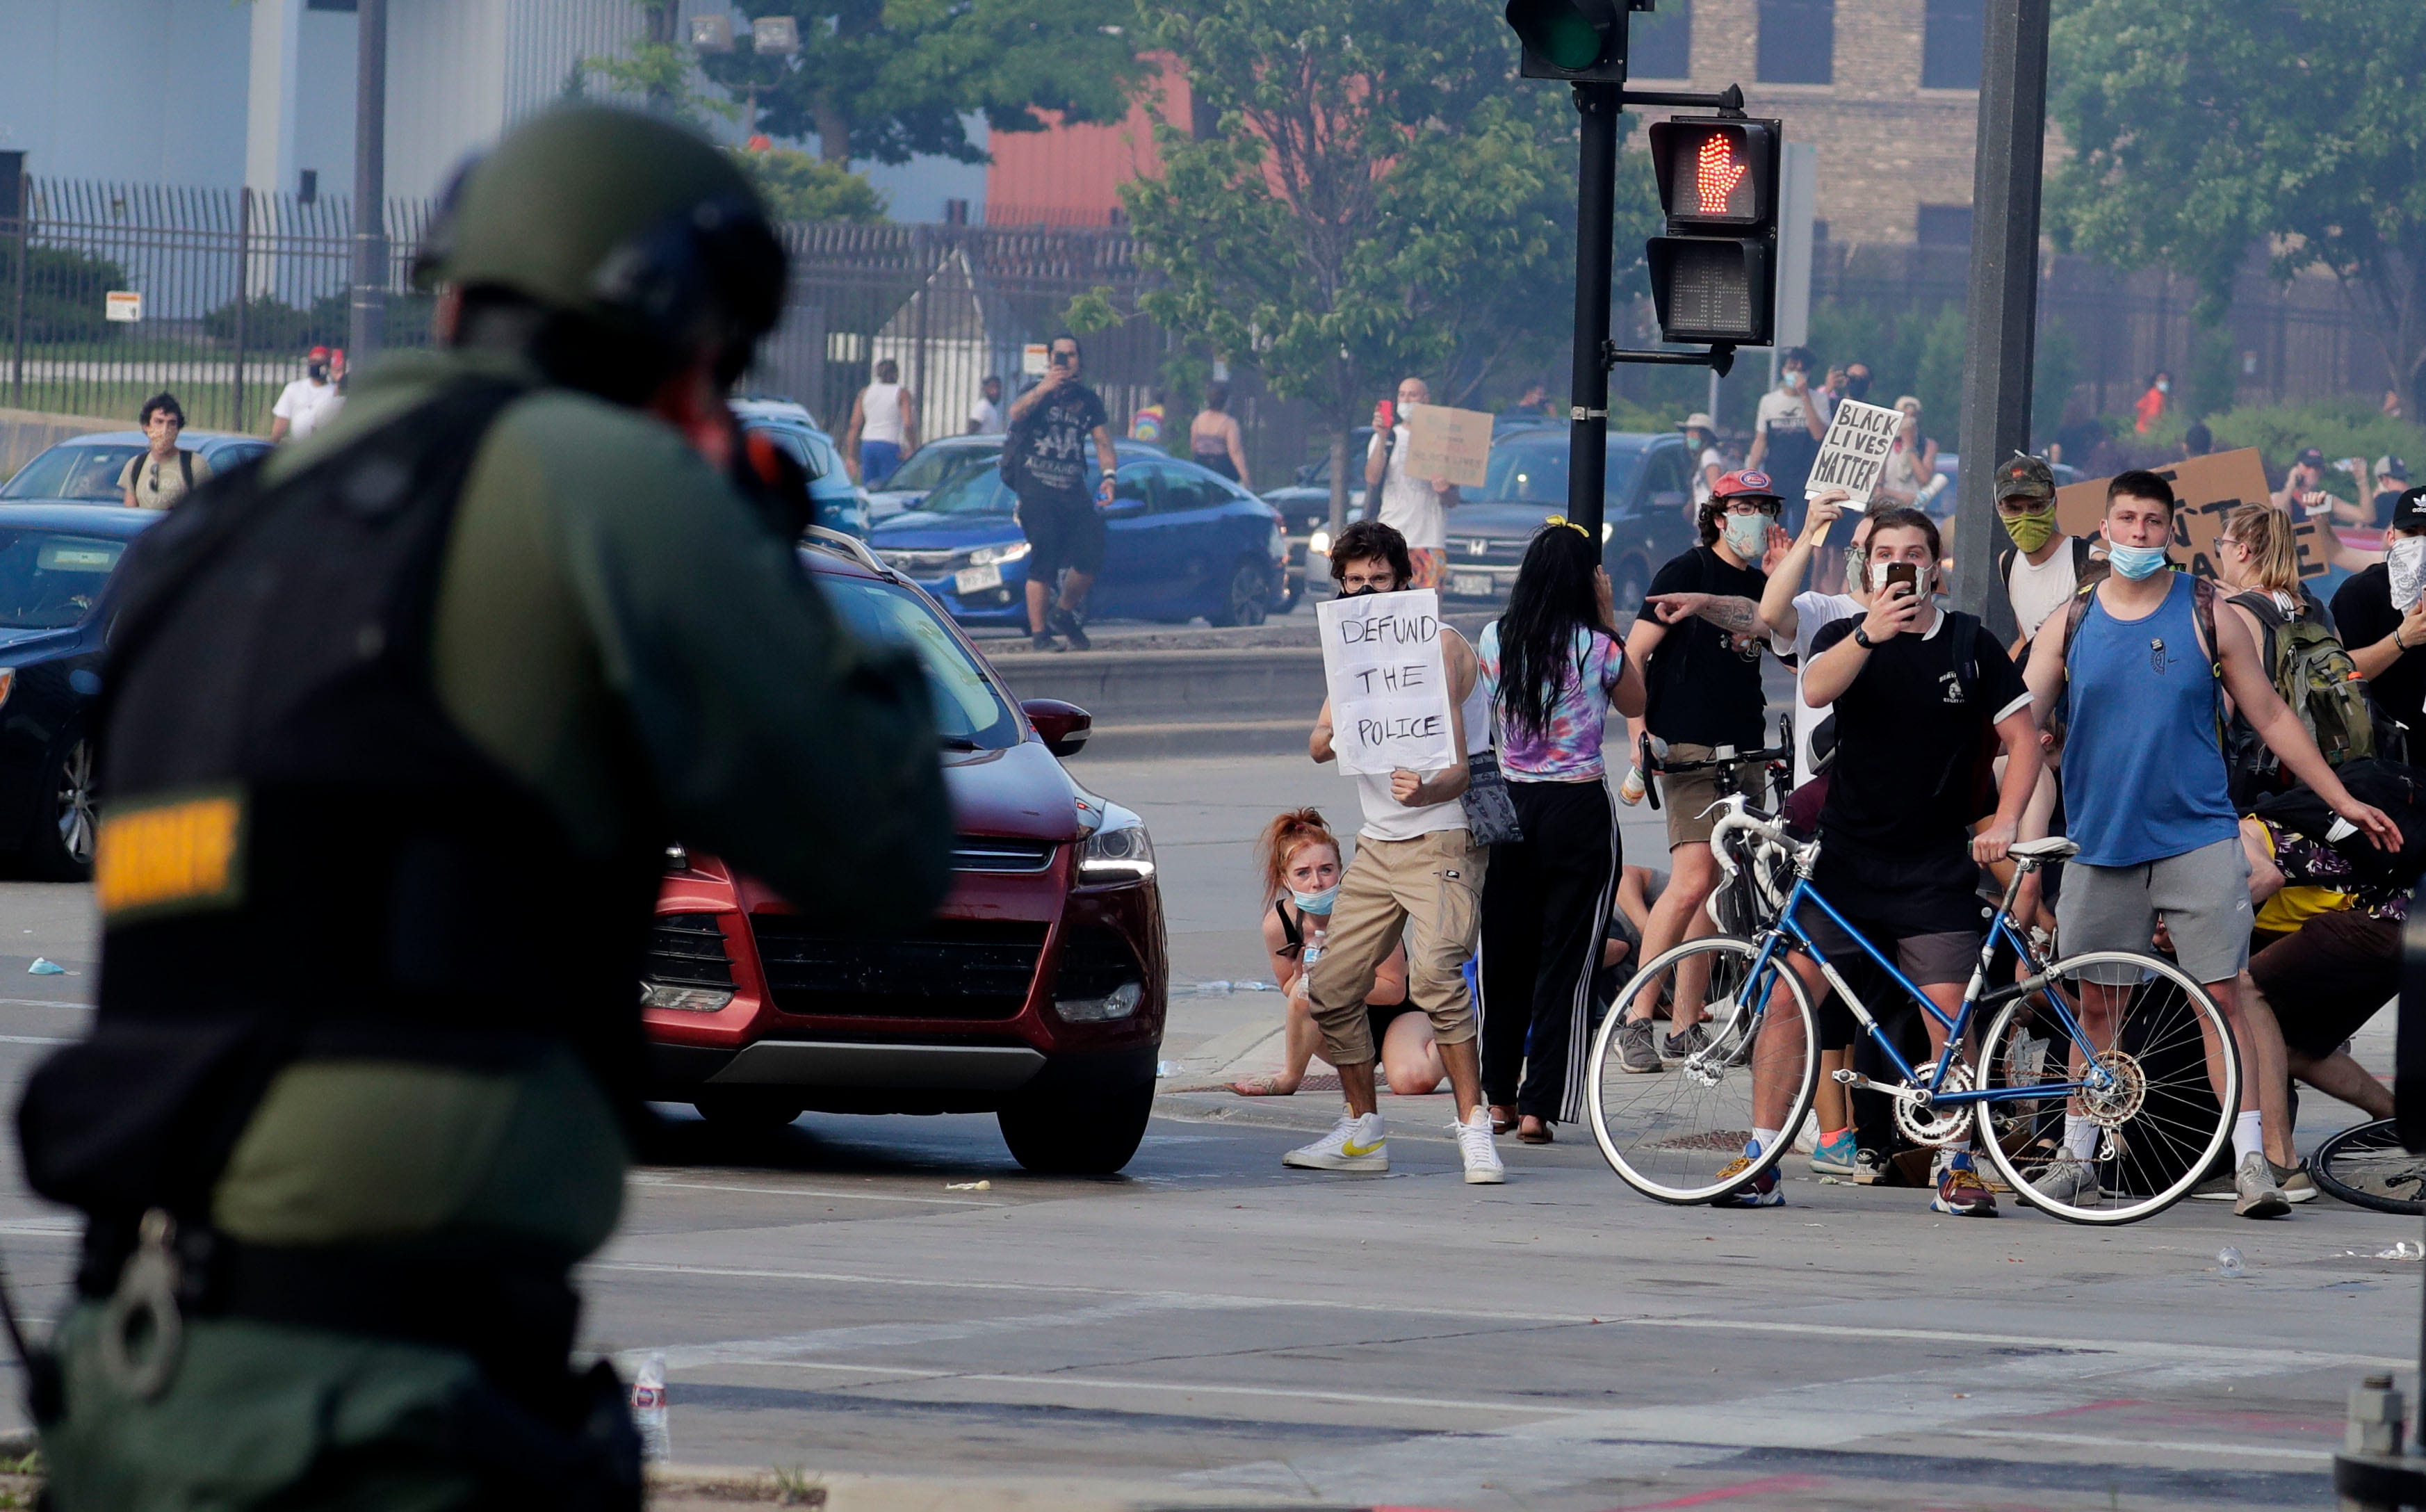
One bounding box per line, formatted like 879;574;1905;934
117;392;212;510
1992;453;2103;643
1006;334;1117;651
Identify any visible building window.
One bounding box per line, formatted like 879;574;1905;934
1922;0;1984;88
1756;0;1833;85
1916;204;1973;246
1629;0;1692;79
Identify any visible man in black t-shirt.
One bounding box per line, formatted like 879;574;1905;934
1718;507;2043;1214
2332;485;2426;747
1615;469;1783;1075
1007;334;1118;651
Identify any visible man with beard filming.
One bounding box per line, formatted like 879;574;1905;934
2334;484;2426;751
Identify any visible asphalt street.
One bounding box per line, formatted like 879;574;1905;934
0;751;2414;1509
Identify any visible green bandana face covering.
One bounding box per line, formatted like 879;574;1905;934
2001;504;2057;553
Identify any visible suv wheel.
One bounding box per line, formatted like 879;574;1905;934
998;1073;1153;1174
1209;558;1270;627
691;1090;804;1134
30;738;95;881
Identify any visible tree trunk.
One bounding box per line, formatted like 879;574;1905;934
815;91;852;165
1327;421;1351;549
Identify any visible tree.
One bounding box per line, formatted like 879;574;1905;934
1123;0;1660;534
702;0;1147;166
584;3;739;130
2047;0;2426;414
733;148;888;223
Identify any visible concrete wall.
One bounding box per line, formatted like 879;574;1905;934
0;408;124;485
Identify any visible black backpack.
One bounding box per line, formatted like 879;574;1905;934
2248;756;2426;892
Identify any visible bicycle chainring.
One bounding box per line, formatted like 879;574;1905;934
1893;1061;1977;1148
2079;1049;2147;1128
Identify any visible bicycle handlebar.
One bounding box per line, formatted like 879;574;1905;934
1645;743;1791;777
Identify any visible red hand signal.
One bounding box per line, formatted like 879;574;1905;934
1695;133;1747;216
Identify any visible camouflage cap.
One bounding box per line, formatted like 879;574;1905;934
1994;453;2056;503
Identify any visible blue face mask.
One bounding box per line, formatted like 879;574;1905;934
1291;884;1340;915
2106;541;2171;580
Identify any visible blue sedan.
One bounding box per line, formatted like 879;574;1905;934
870;444;1289;628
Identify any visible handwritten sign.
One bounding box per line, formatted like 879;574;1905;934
2051;448;2328;580
1403;404;1493;490
1317;588;1458;777
1805;399;1904;505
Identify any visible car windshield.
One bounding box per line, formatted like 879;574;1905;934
919;465;1020;516
884;443;996;495
1480;436;1643;504
2;444;145;502
818;574;1020;749
0;530;128;627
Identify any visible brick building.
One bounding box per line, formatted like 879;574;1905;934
1625;0;1989;246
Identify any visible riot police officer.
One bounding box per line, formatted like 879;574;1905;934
18;106;952;1507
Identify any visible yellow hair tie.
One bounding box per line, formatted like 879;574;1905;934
1543;515;1591;540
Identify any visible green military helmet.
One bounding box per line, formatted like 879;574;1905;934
417;104;785;352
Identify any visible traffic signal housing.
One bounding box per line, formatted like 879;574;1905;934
1505;0;1654;83
1645;117;1782;346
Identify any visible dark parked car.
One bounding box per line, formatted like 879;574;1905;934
1441;430;1702;609
865;434;1004;523
0;505;163;878
1262;427;1372;610
1;430;272;505
870;443;1289;629
644;530;1166;1173
733;412;870;539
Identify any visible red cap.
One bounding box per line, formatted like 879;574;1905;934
307;345;332;361
1712;469;1782;503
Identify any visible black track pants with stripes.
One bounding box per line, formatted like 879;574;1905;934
1477;777;1619;1125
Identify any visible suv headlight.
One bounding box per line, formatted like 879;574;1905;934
1057;979;1142;1022
967;541;1032;568
1077;811;1155;883
1308;527;1332;557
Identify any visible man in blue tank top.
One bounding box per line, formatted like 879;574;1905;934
2021;470;2400;1219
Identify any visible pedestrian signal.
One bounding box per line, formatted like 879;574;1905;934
1645;117;1783;345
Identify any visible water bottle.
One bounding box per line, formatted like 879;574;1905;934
1618;766;1647;806
631;1352;671;1461
2215;1246;2245;1280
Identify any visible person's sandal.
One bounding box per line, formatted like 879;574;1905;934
1517;1116;1554;1145
1489;1105;1517;1135
1228;1075;1296;1097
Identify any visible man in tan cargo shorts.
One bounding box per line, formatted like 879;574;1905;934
1289;520;1506;1184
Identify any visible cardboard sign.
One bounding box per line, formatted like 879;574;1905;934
1401;404;1493;489
2051;447;2329;580
104;291;141;323
1317;588;1458;777
1804;398;1904;505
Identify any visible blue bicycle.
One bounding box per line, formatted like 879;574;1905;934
1585;795;2240;1224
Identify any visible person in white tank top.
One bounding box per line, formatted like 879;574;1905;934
1283;520;1506;1185
846;358;918;488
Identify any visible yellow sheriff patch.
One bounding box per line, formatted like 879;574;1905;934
95;792;246;921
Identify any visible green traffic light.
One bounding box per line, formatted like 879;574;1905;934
1505;0;1618;72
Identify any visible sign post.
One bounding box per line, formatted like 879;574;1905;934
1316;589;1458;778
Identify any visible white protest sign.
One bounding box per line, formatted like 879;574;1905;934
1804;398;1903;506
1317;588;1458;778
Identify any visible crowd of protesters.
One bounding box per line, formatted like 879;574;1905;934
1245;374;2423;1220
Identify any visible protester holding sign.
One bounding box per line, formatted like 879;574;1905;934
1365;377;1460;590
1475;522;1647;1146
1294;520;1505;1185
1800;396;1905;509
2331;485;2426;751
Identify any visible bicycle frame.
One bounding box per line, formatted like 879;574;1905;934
1727;855;2117;1113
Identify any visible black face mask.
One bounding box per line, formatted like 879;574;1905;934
1844;375;1871;400
307;363;327;380
1340;584;1382;597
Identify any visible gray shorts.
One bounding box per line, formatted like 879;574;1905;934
2055;833;2252;986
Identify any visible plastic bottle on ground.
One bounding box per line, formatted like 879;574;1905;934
2216;1246;2245;1279
632;1352;671;1461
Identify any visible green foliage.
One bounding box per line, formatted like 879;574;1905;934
2033;323;2081;445
731;148;887;223
2183;320;2238;425
1123;0;1658;464
0;244;131;346
2046;0;2426;408
1913;304;1967;439
585;33;740;131
201;293;345;351
707;0;1147;165
1061;285;1123;337
2206;399;2426;478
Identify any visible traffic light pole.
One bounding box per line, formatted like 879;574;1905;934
1565;83;1621;539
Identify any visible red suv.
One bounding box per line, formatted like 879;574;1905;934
640;533;1167;1173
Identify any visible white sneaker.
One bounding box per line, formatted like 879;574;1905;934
1283;1111;1389;1172
1455;1107;1506;1185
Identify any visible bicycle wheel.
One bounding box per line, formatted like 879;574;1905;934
1586;936;1818;1204
2312;1118;2426;1217
1976;950;2236;1224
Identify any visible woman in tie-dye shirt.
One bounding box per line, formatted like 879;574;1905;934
1473;522;1646;1144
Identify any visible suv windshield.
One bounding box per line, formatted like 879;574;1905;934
817;572;1020;749
0;530;128;627
2;444;145;502
1480;435;1645;505
883;442;998;496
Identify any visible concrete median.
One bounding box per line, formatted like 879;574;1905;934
995;647;1329;758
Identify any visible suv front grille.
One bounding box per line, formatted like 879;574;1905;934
644;913;733;987
749;916;1047;1020
953;835;1057;873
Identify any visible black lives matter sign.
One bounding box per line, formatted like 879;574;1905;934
1805;398;1905;507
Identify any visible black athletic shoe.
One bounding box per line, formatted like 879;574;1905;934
1048;605;1091;651
1030;631;1059;652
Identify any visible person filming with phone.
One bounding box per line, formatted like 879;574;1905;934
1006;334;1118;651
1365;377;1459;590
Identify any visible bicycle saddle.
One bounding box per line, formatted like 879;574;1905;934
2008;837;2079;862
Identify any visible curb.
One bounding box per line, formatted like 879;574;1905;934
646;1463;1362;1509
